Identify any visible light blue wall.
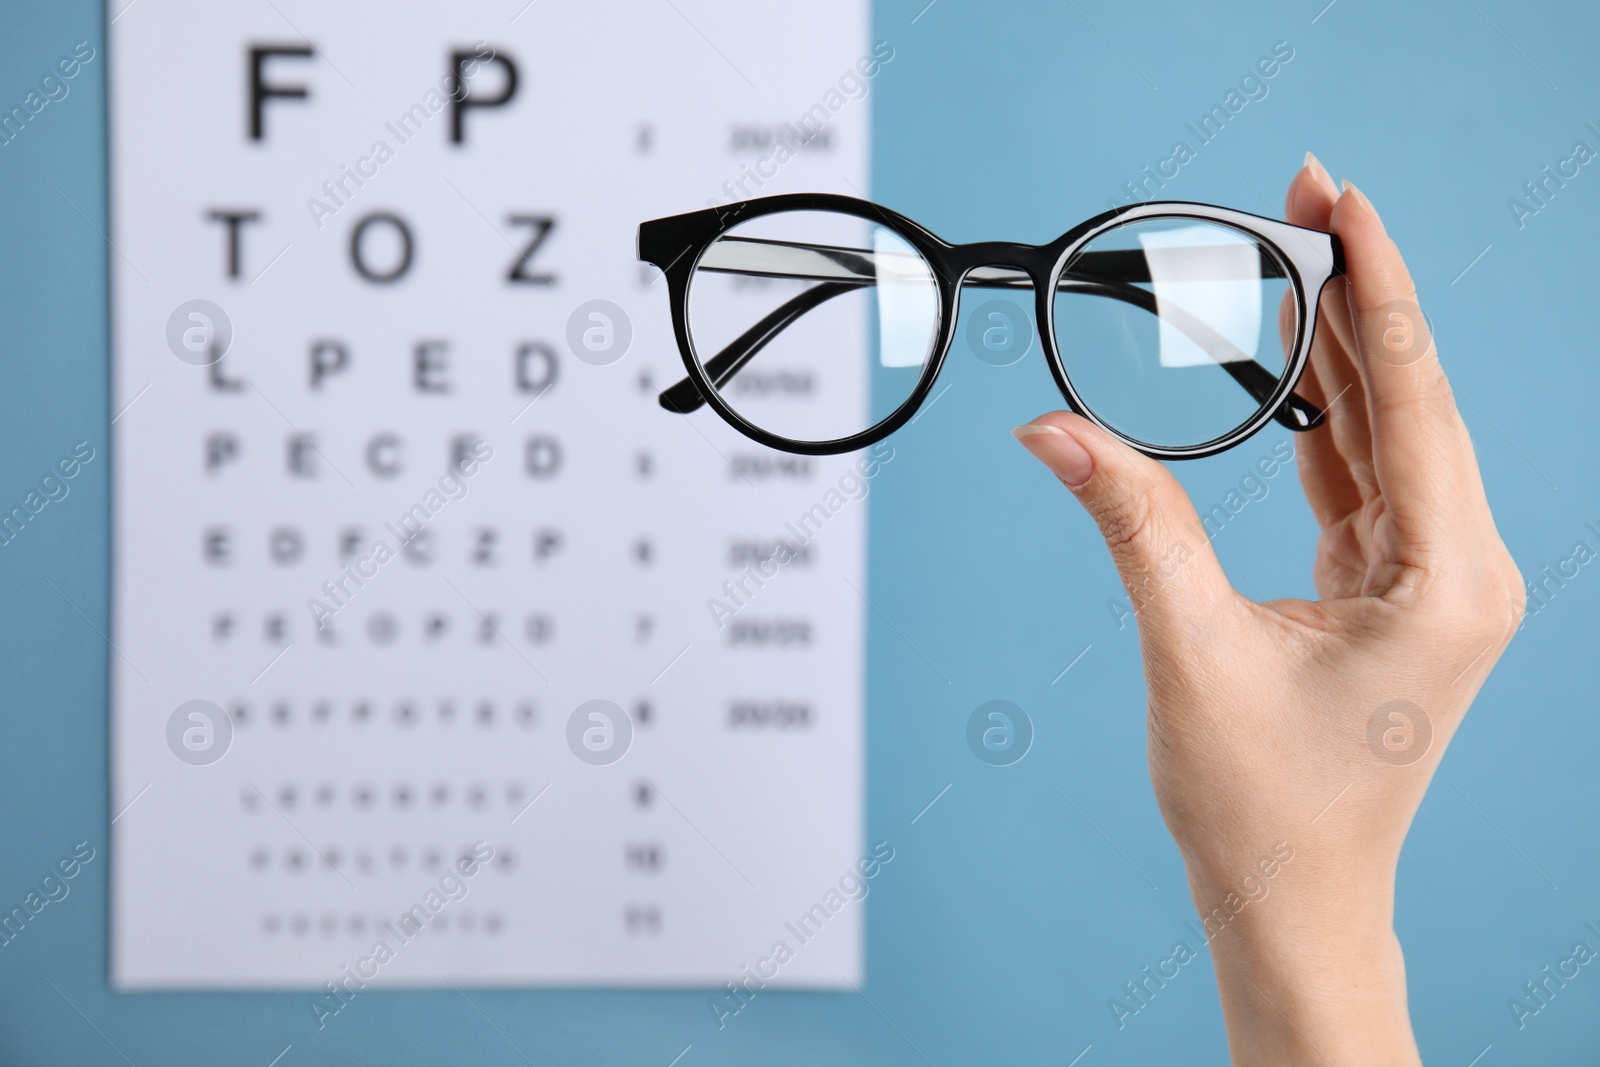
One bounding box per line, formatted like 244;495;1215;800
2;1;1596;1063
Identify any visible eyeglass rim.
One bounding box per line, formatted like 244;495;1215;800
1043;206;1315;458
638;192;1343;460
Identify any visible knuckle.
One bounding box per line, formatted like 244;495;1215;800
1494;555;1527;637
1408;551;1525;648
1092;487;1155;556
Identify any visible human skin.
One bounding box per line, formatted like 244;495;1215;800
1013;154;1523;1064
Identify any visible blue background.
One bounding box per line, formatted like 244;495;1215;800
3;0;1598;1063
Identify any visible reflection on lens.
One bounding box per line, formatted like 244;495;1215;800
1052;217;1294;450
687;210;939;444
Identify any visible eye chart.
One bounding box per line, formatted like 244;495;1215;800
110;0;876;989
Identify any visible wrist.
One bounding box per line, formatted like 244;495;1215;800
1211;924;1418;1066
1188;864;1420;1065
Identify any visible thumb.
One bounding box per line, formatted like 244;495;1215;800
1013;412;1234;638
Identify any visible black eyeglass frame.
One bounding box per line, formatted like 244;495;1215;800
638;193;1344;460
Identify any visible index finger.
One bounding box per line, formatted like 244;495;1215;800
1328;182;1478;525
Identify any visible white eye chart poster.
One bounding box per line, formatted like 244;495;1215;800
109;0;876;989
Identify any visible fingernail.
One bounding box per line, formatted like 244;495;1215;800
1012;424;1094;488
1340;179;1372;212
1303;151;1333;189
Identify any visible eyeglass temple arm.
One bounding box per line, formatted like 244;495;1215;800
660;281;857;414
659;241;1323;432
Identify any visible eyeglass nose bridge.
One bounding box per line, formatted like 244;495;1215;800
940;249;1056;371
947;241;1059;284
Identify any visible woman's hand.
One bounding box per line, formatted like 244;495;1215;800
1013;154;1523;1065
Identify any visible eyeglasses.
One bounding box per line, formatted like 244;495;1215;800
637;193;1342;459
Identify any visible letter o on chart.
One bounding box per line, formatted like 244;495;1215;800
350;213;414;283
270;526;303;564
